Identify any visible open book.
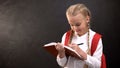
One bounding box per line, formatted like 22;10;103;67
43;42;81;59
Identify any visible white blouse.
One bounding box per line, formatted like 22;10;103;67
56;29;103;68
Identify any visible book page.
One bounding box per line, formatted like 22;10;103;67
64;46;81;58
44;42;57;47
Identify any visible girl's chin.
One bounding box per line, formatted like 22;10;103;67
75;31;85;36
75;32;82;36
77;33;82;36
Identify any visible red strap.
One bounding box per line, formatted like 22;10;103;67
101;53;106;68
91;33;101;55
91;33;106;68
64;30;71;45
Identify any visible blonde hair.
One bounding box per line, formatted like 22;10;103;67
66;3;91;18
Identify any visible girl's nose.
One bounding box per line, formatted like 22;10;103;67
73;26;78;30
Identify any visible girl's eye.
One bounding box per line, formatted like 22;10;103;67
75;23;81;26
76;24;80;26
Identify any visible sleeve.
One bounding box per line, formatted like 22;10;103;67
84;38;103;68
56;33;68;67
56;54;67;67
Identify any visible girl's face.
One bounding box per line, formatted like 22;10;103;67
67;13;90;36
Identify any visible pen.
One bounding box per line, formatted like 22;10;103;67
77;43;84;45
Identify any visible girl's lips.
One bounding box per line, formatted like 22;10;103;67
75;30;81;32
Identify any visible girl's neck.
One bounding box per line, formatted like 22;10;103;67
77;29;89;36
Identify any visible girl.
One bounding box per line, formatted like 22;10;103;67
55;3;103;68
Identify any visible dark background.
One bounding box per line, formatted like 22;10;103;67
0;0;120;68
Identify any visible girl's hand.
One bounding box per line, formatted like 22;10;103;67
55;42;65;58
68;43;87;60
68;43;79;51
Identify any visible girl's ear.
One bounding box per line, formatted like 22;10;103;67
86;15;90;23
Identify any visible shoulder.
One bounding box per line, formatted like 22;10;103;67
61;30;73;40
61;30;72;44
61;30;71;39
63;30;72;37
89;29;102;41
89;29;95;38
89;29;102;36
